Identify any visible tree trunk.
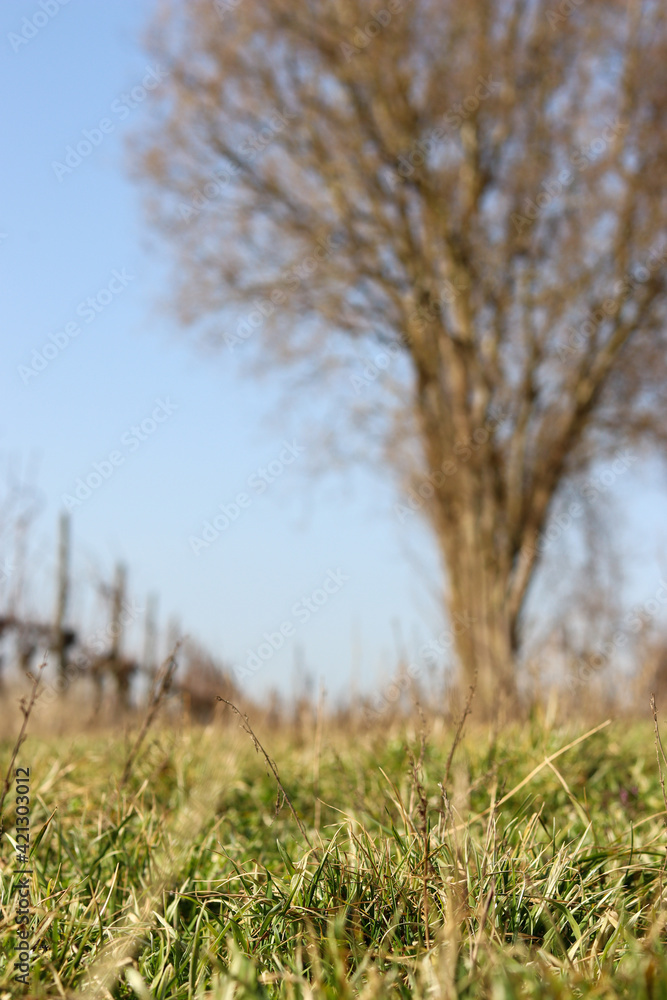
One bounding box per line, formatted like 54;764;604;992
415;374;521;718
441;524;519;718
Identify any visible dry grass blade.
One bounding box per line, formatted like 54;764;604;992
443;670;478;790
447;718;612;834
471;885;494;965
408;722;431;950
217;697;318;859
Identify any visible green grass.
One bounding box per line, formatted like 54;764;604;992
1;711;667;998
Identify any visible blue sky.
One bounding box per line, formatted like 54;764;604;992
0;0;446;702
1;0;666;702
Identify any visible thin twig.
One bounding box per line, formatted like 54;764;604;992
217;697;318;858
0;659;45;820
313;682;325;833
443;670;477;790
120;644;180;787
408;740;431;950
651;694;667;824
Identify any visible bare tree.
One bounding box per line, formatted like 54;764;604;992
133;0;667;713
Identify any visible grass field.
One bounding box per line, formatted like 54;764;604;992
1;702;667;999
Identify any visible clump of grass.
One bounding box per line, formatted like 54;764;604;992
1;709;667;997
